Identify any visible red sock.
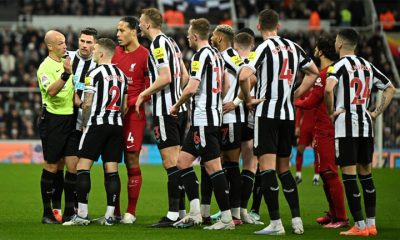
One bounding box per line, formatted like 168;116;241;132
296;152;303;172
313;150;319;174
324;172;348;221
127;167;142;215
321;174;335;216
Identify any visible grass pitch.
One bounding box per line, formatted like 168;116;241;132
0;164;399;240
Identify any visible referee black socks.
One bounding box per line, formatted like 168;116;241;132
40;169;56;216
64;171;77;217
52;170;64;210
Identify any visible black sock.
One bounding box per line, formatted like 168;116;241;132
240;170;255;209
105;172;120;207
260;170;280;220
278;170;300;218
224;162;241;208
40;169;56;217
359;174;376;218
201;165;212;205
178;176;186;211
251;168;262;213
64;171;77;217
166;166;180;212
210;170;230;212
180;167;199;201
52;170;64;209
76;170;91;204
342;174;364;222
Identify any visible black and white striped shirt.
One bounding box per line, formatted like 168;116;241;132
85;64;127;126
327;55;392;138
222;47;245;123
68;50;97;130
247;36;313;120
190;45;224;126
148;33;186;116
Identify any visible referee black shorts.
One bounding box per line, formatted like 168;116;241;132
181;125;221;162
78;124;123;163
39;110;74;164
153;113;186;150
65;129;83;157
335;137;374;167
253;117;294;158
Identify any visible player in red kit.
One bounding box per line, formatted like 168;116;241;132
295;35;348;228
295;93;319;185
112;16;150;224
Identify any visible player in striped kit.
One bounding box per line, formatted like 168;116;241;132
63;38;127;226
137;8;188;227
325;28;396;236
238;9;319;235
171;18;235;230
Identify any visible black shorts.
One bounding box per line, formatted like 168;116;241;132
181;126;221;162
38;110;74;164
65;130;82;157
241;123;253;142
153;113;186;150
254;117;294;158
335;137;374;167
78;124;123;163
220;123;242;151
177;111;188;144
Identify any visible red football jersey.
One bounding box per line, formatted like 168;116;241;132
295;66;334;137
112;45;150;110
295;90;316;132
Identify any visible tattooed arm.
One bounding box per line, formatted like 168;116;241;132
81;90;94;129
369;84;396;119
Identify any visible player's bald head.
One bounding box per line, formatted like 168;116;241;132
44;30;64;45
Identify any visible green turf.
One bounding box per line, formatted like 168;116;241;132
0;164;399;239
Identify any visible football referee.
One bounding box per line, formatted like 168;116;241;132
37;30;75;224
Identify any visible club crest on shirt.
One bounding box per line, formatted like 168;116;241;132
129;63;136;72
315;77;323;87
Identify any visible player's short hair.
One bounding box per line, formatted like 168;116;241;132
234;32;255;49
190;18;210;40
337;28;359;49
316;35;338;61
236;27;255;38
80;27;98;39
259;9;279;31
141;8;163;28
97;38;116;56
214;24;234;43
120;16;141;33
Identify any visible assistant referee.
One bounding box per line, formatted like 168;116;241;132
37;30;75;224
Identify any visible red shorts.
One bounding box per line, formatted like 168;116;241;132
297;126;314;146
314;134;338;173
123;108;146;152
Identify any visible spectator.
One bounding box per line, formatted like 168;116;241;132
379;9;396;30
0;45;16;73
164;6;185;27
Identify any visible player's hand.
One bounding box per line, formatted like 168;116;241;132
222;101;236;114
295;127;300;137
246;98;265;112
329;108;345;123
368;110;377;120
135;94;144;118
170;104;178;117
63;56;72;74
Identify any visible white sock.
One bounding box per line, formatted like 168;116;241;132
240;208;248;215
189;198;200;214
220;210;232;223
105;206;115;219
296;172;302;178
313;174;320;180
271;219;282;225
78;203;88;218
166;211;179;221
355;220;366;229
179;210;186;219
201;204;210;217
231;207;240;219
366;217;375;227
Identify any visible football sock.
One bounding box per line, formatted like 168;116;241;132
359;174;376;219
313;150;319;174
64;171;77;217
278;170;300;218
105;172;120;207
210;170;230;212
240;170;255;209
178;175;186;213
166;166;180;213
322;171;347;220
40;169;56;216
342;174;364;222
180;167;199;201
296;151;303;172
366;217;375;227
201;165;213;205
321;172;335;217
201;204;211;218
105;206;115;219
127;167;142;215
251;168;262;213
76;170;91;205
221;210;233;223
224;162;241;209
52;170;64;210
260;169;280;220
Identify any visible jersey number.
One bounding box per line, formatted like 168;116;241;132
350;77;370;105
106;86;121;111
279;58;293;85
212;67;222;93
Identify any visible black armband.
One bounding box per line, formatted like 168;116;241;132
61;72;71;81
